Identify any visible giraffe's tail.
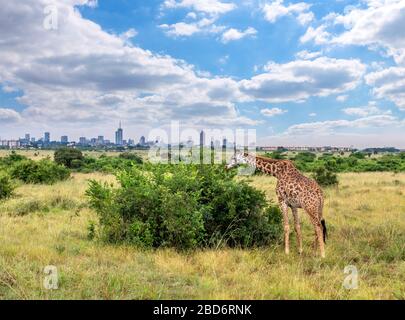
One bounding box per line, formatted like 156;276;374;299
321;219;327;243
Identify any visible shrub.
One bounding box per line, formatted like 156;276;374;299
86;164;283;249
312;165;338;187
0;172;15;200
0;151;27;169
78;155;143;173
54;148;84;168
10;159;70;184
118;152;143;163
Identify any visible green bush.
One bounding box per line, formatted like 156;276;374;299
118;152;143;163
54;148;84;168
312;165;338;187
86;164;283;249
10;159;70;184
0;151;27;170
0;172;15;200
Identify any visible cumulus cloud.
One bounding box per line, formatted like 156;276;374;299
343;102;391;117
295;50;322;60
300;25;330;44
0;0;255;134
365;67;405;110
221;27;257;43
260;107;287;117
159;2;230;38
0;108;21;123
160;22;201;36
336;95;348;102
262;0;313;25
302;0;405;64
239;57;366;103
162;0;236;15
286;114;403;135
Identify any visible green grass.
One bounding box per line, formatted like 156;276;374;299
0;172;404;299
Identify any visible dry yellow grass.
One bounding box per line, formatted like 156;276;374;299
0;172;404;299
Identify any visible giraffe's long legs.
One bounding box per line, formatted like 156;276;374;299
280;202;290;255
315;221;325;258
291;207;303;254
306;210;326;258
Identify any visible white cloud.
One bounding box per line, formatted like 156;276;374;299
186;12;197;19
260;107;287;117
160;22;201;36
119;28;138;42
286;114;403;135
365;67;405;110
304;0;405;65
240;57;366;103
159;15;225;37
309;112;317;117
262;0;313;25
343;102;391;117
162;0;236;15
0;108;21;123
336;95;348;102
221;27;257;43
300;25;330;44
297;12;314;25
0;0;256;136
295;50;322;60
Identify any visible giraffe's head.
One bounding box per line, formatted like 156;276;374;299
226;152;248;169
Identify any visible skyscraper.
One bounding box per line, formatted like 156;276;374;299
97;136;104;145
139;136;146;146
44;132;50;143
115;122;123;145
61;136;68;144
200;130;205;147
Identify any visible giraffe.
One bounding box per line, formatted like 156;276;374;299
226;152;327;258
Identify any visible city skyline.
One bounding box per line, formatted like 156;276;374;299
0;1;405;148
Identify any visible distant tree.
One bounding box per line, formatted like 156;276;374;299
54;148;84;168
118;152;143;163
312;166;338;187
350;152;366;159
266;151;286;159
294;152;316;162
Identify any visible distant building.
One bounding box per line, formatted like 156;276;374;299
79;137;87;145
0;140;20;149
97;136;104;145
115;122;123;145
200;130;205;147
25;134;30;142
222;138;227;149
61;136;68;144
139;136;146;146
44;132;50;143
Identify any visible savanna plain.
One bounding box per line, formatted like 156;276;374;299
0;150;404;299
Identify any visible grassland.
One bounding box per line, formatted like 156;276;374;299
0;171;404;299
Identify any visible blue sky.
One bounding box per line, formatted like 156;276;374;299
0;0;404;147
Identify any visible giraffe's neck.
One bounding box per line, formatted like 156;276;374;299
244;154;284;179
